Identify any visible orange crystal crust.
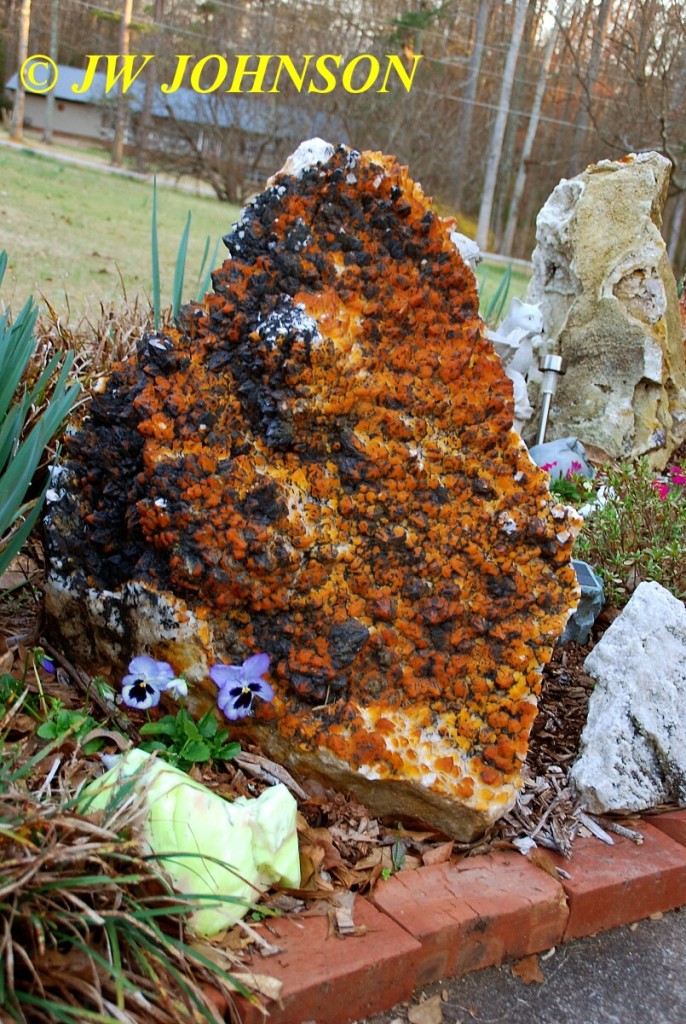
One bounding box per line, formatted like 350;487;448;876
53;145;579;824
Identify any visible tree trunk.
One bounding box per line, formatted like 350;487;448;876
476;0;529;251
136;0;164;172
42;0;59;144
502;0;568;256
9;0;31;142
111;0;133;167
667;192;686;271
566;0;611;176
453;0;491;212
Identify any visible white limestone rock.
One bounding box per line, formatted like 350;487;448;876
450;231;482;272
268;137;336;182
527;152;686;468
570;581;686;814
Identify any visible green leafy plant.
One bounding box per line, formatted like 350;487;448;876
36;706;107;755
139;706;240;771
0;251;80;579
575;458;686;607
0;711;246;1024
172;210;192;318
0;673;36;718
194;232;221;301
550;472;595;506
477;262;513;327
150;179;221;330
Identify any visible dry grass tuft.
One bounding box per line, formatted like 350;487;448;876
34;296;157;387
0;701;250;1024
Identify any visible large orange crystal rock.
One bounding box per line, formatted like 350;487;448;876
45;141;579;839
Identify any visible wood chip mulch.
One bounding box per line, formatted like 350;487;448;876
0;554;676;920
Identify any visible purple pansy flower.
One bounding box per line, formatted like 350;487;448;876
35;649;55;673
121;655;186;710
209;653;274;721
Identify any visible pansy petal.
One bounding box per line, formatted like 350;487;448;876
233;690;254;710
217;686;240;714
222;701;253;721
248;678;274;703
164;678;188;700
122;682;161;710
242;653;270;678
127;655;161;677
127;655;175;684
209;664;243;688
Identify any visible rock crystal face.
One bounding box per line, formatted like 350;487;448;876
45;142;579;839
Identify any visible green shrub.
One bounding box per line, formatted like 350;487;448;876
575;459;686;607
0;251;80;579
139;706;240;772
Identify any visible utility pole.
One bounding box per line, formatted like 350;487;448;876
9;0;31;142
111;0;133;166
43;0;59;144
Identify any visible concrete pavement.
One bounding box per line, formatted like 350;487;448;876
360;906;686;1024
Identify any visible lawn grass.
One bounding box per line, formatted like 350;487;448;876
0;144;240;316
0;142;531;325
476;260;531;326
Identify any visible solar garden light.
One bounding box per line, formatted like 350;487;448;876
535;354;565;446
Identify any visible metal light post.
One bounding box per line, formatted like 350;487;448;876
535;354;565;446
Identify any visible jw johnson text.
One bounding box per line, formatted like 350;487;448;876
71;53;424;95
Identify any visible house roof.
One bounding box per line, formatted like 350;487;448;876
5;64;345;141
5;64;111;104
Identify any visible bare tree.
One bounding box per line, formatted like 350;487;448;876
9;0;30;141
475;0;529;250
135;0;164;171
564;0;612;174
453;0;491;211
502;0;569;255
42;0;59;143
111;0;133;166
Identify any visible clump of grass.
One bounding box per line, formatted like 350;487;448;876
0;251;80;580
0;699;250;1024
477;263;513;327
35;296;154;387
575;458;686;607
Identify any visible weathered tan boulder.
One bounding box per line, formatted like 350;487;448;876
527;152;686;468
45;141;579;840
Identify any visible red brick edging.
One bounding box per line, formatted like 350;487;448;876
234;811;686;1024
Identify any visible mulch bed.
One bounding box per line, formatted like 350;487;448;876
0;559;604;894
1;478;683;913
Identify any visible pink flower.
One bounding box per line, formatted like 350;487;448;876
668;465;686;486
652;480;670;500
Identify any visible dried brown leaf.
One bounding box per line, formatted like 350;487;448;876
408;993;444;1024
421;841;454;866
512;954;544;985
526;848;564;881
